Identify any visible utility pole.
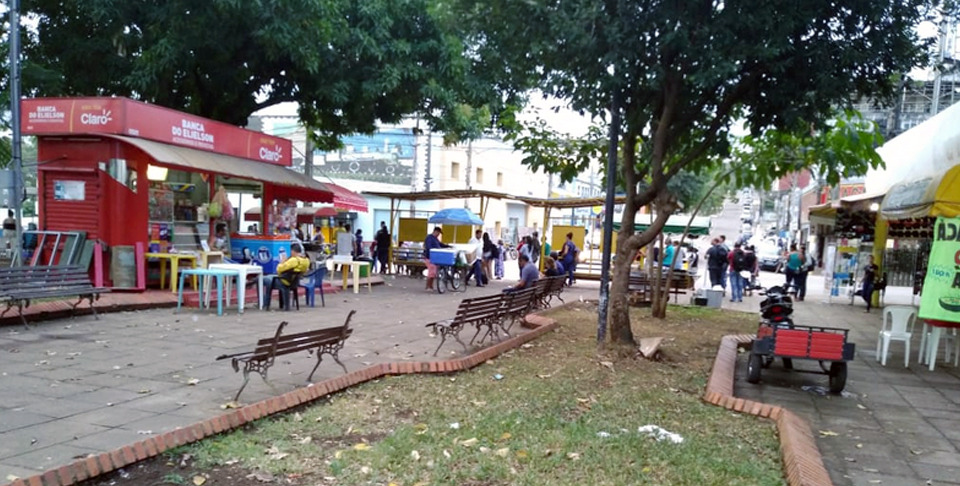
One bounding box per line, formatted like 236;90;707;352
304;132;314;178
424;131;433;191
9;0;24;265
465;140;473;189
597;88;620;344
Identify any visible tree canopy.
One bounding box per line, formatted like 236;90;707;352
10;0;505;149
451;0;942;343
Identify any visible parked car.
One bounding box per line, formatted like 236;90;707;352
757;244;782;272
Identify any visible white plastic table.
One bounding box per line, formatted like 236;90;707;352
327;259;371;294
208;263;264;312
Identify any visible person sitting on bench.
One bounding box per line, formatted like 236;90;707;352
504;253;539;293
262;243;311;309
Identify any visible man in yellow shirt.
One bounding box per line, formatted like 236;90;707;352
263;244;311;309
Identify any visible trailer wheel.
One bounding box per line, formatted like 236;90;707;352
747;353;762;384
829;362;847;394
782;358;793;370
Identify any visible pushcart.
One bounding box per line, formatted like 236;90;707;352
746;323;856;393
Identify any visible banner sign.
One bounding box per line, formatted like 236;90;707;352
918;216;960;322
22;97;292;167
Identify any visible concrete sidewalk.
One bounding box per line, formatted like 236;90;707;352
0;272;597;482
730;271;960;486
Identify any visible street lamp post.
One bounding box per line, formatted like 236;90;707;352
9;0;24;265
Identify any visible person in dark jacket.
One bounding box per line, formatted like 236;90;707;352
375;221;391;274
705;238;728;288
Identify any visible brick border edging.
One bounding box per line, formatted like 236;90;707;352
3;313;559;486
703;334;832;486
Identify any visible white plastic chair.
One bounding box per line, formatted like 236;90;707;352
920;325;959;367
877;305;916;367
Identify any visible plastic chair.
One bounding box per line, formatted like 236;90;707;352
299;266;327;307
270;271;303;311
877;305;916;367
919;325;959;367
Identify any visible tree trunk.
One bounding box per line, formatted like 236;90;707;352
652;231;668;318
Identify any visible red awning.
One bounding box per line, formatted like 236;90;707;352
326;182;368;212
244;206;342;223
315;207;339;217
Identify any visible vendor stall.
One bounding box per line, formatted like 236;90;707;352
21;97;364;290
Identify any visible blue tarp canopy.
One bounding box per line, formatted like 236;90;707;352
428;208;484;226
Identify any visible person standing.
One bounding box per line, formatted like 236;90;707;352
784;243;802;290
375;221;391;274
423;227;450;291
465;229;486;287
796;244;815;301
559;232;579;286
354;229;364;258
336;224;355;258
705;238;727;288
482;232;497;281
530;230;541;265
2;210;17;251
860;255;879;313
743;245;758;296
718;235;730;290
729;242;747;303
494;239;506;279
662;239;676;268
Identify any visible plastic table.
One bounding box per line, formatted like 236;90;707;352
327;259;371;294
177;268;241;316
208;263;264;312
146;252;198;294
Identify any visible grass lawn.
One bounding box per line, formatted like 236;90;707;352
85;303;783;486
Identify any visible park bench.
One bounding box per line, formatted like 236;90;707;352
628;271;694;306
531;275;566;310
425;293;510;356
499;287;538;334
216;310;355;401
0;265;109;328
392;247;426;277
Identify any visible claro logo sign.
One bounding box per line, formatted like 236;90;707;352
80;109;113;126
259;145;283;163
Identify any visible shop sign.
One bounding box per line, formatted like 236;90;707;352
22;97;292;167
53;180;85;201
918;216;960;322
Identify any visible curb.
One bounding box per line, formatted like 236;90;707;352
3;313;560;486
703;334;833;486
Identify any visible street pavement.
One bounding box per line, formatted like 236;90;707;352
706;199;960;486
0;271;597;482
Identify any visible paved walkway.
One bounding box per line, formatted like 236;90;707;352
731;271;960;486
0;270;596;482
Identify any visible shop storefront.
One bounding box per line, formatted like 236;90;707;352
21;97;364;288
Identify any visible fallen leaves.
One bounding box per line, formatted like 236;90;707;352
265;445;288;461
192;475;207;485
818;430;839;437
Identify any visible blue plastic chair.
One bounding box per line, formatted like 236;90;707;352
299;266;327;307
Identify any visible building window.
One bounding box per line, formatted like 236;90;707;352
476;168;484;184
497;172;503;187
451;162;460;179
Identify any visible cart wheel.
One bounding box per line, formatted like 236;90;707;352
829;362;847;394
449;268;464;291
762;356;774;369
436;267;447;294
747;354;762;384
782;358;793;370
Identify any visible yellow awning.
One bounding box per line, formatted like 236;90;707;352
881;164;960;220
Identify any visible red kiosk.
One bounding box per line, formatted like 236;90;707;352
22;97;362;289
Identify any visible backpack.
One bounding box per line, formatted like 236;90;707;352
732;249;748;271
743;252;757;271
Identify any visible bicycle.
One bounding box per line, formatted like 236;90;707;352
435;261;466;294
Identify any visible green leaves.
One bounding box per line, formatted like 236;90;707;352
729;110;885;190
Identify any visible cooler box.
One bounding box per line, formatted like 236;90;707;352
704;289;723;308
231;236;293;275
430;248;457;266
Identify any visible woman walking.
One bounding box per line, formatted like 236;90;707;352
494;239;506;279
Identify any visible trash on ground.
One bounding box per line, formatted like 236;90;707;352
638;425;684;444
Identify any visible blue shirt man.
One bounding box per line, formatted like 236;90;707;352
505;254;539;292
662;242;675;267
